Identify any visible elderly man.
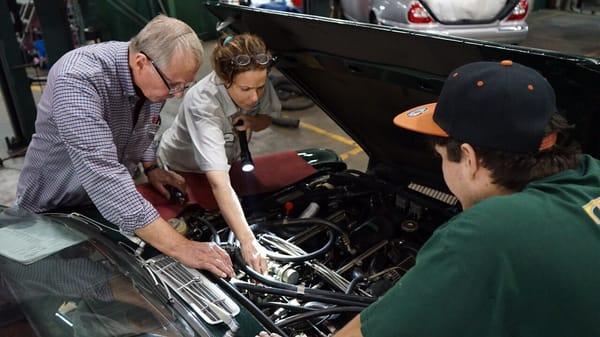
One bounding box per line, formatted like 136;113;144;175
260;60;600;337
16;15;234;278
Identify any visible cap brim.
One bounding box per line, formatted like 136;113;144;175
393;103;448;137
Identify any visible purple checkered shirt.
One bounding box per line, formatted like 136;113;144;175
16;41;162;234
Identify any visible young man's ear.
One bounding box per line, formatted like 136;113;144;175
460;143;480;179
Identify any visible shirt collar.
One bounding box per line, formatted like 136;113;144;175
116;42;138;98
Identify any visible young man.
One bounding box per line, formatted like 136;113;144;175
15;15;234;278
343;60;600;336
261;60;600;337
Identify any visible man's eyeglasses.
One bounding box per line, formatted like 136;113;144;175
230;53;273;67
141;51;195;96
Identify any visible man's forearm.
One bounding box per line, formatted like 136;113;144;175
135;216;187;257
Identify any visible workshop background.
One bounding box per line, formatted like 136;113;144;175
1;0;599;206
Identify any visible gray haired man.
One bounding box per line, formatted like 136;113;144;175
16;15;234;278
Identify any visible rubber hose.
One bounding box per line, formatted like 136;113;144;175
276;306;364;328
196;217;221;244
212;277;289;337
232;281;371;307
231;263;375;305
260;217;349;245
264;230;335;262
345;276;364;295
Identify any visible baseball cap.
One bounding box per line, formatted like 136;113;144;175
393;60;558;153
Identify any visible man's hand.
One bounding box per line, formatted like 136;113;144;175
173;240;235;278
233;114;272;132
146;168;186;200
240;238;268;274
136;217;235;278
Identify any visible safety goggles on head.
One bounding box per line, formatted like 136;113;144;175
230;53;273;66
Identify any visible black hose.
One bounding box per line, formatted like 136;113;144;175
195;217;221;244
345;276;364;295
233;281;371;307
234;269;375;304
211;277;289;337
260;217;349;245
261;302;315;313
235;250;299;290
271;117;300;128
276;306;364;328
263;230;335;262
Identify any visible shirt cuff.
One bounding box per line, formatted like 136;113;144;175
117;200;160;235
141;141;158;163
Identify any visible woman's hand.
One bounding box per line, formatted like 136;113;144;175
240;237;268;274
233;114;272;132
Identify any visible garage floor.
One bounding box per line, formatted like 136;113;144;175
0;9;599;206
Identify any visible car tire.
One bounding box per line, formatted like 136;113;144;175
271;75;315;111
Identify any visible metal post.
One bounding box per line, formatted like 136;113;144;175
0;0;37;151
33;0;73;66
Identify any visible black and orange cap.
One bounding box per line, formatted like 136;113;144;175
393;60;558;153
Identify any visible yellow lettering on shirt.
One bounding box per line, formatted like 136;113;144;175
583;197;600;225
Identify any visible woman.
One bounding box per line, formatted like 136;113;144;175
158;34;281;274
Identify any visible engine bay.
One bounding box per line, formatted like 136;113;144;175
168;167;459;337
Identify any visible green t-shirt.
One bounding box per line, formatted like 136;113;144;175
361;155;600;337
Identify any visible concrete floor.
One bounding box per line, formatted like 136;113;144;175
0;9;599;206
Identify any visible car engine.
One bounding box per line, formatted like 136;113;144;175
168;167;459;337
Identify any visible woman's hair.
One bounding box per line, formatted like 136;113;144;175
432;113;581;191
212;33;271;86
129;14;204;69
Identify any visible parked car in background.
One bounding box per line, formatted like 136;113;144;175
338;0;531;44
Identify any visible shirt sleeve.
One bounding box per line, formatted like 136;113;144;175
183;91;231;172
360;217;498;337
52;74;159;235
141;140;158;163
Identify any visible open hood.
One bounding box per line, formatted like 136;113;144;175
206;3;600;189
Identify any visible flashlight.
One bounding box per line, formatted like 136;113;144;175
238;129;255;172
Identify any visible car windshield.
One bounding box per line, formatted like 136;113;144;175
0;208;196;337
